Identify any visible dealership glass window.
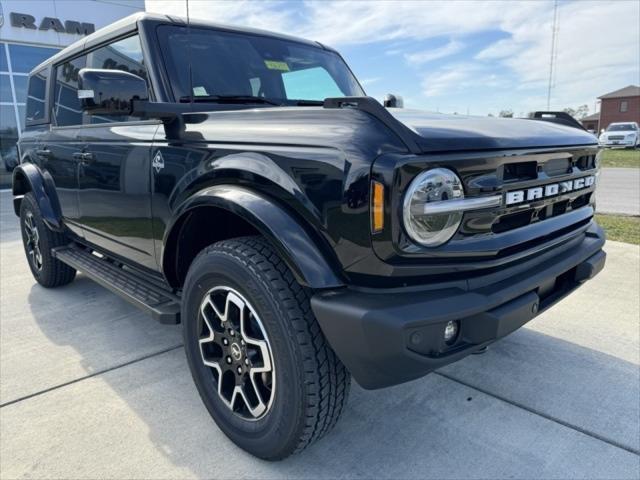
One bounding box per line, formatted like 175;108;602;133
0;43;8;72
85;34;149;123
1;74;13;102
8;44;60;74
0;42;59;176
620;101;628;112
53;55;87;126
0;105;19;170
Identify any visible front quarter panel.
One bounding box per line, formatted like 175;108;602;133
149;108;408;285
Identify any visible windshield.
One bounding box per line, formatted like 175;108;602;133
157;25;364;105
607;123;637;131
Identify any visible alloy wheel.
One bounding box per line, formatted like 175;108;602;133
198;286;275;420
24;212;43;271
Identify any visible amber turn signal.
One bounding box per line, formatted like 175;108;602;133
371;181;384;233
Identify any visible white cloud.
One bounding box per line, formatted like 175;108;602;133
475;39;523;60
360;77;381;87
145;0;640;114
421;63;505;98
404;40;464;65
496;0;640;109
146;0;299;35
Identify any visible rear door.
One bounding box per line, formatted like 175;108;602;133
42;55;88;238
75;34;161;270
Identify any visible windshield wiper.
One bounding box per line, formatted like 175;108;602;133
293;100;324;106
179;95;282;106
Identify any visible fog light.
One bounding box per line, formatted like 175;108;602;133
444;320;459;344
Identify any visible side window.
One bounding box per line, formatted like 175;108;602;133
53;55;87;126
85;34;149;124
281;67;344;101
26;67;49;124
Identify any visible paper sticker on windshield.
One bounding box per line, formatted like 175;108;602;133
264;60;289;71
193;86;208;96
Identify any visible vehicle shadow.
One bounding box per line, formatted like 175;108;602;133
24;285;640;479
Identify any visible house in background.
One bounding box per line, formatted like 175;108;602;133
581;85;640;132
581;112;600;132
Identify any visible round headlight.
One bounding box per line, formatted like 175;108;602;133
403;168;464;247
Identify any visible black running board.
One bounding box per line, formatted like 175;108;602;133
52;245;180;324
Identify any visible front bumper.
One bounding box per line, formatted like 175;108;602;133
600;139;636;147
311;223;606;389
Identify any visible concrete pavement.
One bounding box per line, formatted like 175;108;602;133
1;190;639;479
596;168;640;216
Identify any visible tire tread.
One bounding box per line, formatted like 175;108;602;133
20;192;76;288
196;236;350;457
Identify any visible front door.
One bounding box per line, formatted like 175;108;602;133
76;123;160;270
75;34;160;270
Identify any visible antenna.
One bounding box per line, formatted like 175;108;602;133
546;0;559;110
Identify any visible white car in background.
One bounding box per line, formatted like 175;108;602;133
599;122;640;148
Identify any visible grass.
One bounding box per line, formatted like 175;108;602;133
600;149;640;168
595;214;640;245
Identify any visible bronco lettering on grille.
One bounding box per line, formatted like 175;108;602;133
505;176;595;206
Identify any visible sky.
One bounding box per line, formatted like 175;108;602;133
145;0;640;117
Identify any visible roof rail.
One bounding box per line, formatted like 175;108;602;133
531;111;587;131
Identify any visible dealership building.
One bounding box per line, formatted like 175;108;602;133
0;0;145;185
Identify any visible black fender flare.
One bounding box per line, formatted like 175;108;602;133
12;163;63;230
163;185;345;290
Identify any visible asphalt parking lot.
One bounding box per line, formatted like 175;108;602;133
1;189;639;479
596;167;640;216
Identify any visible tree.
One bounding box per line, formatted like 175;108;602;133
499;109;513;118
563;105;589;119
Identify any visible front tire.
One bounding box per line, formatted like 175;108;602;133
182;236;350;460
19;192;76;287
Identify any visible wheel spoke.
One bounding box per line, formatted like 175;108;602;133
197;286;275;420
24;213;43;271
233;385;267;418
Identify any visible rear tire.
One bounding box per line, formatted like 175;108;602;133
19;192;76;287
182;236;350;460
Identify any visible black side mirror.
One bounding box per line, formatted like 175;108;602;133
78;68;148;116
383;94;404;108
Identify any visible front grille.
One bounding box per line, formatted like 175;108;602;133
542;157;571;176
504;162;536;182
455;148;598;241
608;135;625;140
391;146;598;266
491;193;592;234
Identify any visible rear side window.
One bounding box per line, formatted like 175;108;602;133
53;55;87;126
26;67;49;124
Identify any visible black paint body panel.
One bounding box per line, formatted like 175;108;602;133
14;13;607;390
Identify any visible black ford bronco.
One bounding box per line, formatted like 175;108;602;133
14;13;605;460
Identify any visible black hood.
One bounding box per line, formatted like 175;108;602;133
388;109;598;153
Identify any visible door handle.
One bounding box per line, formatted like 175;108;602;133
73;152;94;164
